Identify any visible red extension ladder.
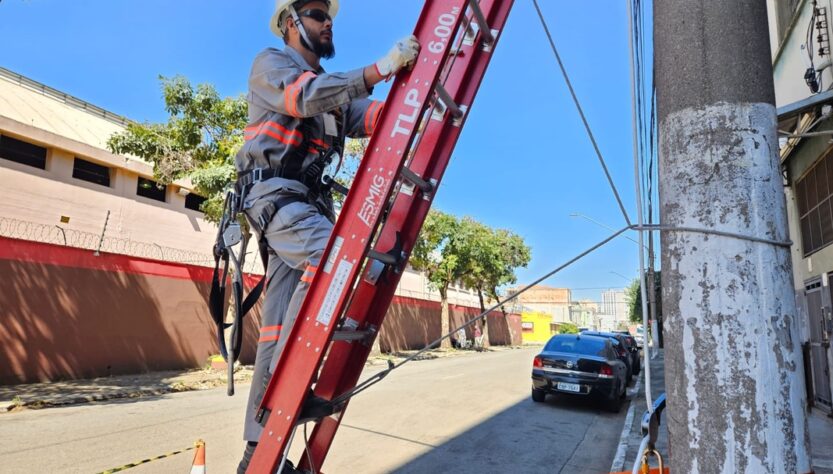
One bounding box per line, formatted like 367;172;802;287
247;1;515;471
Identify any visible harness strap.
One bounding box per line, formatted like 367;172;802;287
235;167;283;193
209;191;310;364
213;112;345;365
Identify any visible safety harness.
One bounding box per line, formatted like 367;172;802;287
209;113;345;395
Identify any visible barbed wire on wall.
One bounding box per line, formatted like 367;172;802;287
0;215;245;271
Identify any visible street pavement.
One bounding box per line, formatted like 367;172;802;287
0;347;629;473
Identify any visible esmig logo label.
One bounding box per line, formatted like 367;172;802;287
358;174;388;227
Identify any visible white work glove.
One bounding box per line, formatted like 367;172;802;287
375;35;420;80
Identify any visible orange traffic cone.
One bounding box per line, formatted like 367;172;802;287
190;439;206;474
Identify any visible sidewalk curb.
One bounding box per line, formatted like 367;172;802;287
5;387;175;411
1;370;254;413
2;383;230;412
610;370;643;473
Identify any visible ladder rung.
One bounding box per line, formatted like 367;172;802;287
332;330;373;342
434;84;464;119
467;0;494;45
400;167;434;194
367;249;400;266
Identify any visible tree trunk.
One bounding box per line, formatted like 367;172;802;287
439;286;451;349
477;288;490;348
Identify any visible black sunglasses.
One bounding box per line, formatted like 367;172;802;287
298;9;331;23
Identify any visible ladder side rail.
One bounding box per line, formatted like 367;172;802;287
300;0;515;469
247;2;471;472
310;0;515;402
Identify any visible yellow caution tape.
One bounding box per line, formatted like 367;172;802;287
95;444;196;473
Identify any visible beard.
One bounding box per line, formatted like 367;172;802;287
303;31;335;59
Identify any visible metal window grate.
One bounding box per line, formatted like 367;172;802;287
136;177;166;202
797;150;833;256
0;134;46;169
184;193;207;212
72;157;111;187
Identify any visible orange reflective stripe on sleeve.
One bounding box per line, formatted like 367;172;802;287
258;334;280;343
244;121;303;146
284;71;317;117
365;101;384;135
260;325;282;333
300;274;314;283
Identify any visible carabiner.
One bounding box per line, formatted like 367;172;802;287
640;448;664;474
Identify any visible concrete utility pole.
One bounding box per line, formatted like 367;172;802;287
647;238;659;348
655;1;812;472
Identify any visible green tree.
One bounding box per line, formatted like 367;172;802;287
458;219;531;346
410;210;464;349
107;75;247;223
626;278;641;323
558;322;579;334
626;271;662;324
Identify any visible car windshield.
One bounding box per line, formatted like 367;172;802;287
544;336;607;357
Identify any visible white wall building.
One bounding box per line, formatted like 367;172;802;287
0;67;479;308
0;67;219;267
599;289;628;330
768;0;833;413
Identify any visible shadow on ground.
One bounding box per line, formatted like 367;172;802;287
379;392;626;474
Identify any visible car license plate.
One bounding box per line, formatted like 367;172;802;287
557;382;580;393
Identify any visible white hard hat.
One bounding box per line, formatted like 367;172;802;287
270;0;339;39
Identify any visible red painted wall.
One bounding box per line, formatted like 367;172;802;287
0;237;522;384
379;296;522;352
0;237;261;384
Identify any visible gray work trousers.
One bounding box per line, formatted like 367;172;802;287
242;192;333;442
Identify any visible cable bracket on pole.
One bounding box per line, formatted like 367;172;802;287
632;224;793;248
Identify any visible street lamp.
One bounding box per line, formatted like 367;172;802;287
569;212;644;248
571;212;654;283
609;271;632;283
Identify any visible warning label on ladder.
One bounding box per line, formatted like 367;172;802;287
317;259;353;326
323;236;344;274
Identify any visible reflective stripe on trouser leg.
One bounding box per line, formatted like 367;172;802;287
300;264;317;284
243;257;301;441
242;197;333;442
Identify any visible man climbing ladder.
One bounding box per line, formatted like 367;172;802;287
205;0;515;471
233;1;419;471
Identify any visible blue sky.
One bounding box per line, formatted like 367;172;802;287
0;1;651;302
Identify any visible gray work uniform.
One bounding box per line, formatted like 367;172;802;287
235;45;383;442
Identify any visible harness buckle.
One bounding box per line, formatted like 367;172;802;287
251;167;263;183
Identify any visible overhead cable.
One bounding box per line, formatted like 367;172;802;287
531;0;632;226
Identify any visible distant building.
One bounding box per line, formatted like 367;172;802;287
510;285;572;323
0;66;218;266
599;289;628;332
569;299;598;329
768;0;833;412
520;310;556;343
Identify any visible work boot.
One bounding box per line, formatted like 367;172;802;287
237;442;256;474
297;391;343;423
